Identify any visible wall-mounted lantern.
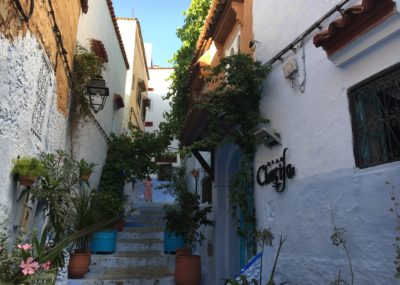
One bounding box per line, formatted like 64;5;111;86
86;77;109;113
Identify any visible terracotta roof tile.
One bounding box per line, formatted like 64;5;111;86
106;0;129;69
313;0;396;56
194;0;228;63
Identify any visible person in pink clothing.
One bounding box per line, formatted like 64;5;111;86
143;176;153;202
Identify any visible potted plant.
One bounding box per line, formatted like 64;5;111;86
68;185;99;278
26;150;80;246
11;156;46;187
169;191;213;285
90;190;124;254
162;166;213;285
77;159;96;183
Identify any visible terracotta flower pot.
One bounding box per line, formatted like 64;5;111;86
175;254;201;285
18;175;36;187
175;248;191;256
68;252;90;278
116;218;125;232
81;174;91;182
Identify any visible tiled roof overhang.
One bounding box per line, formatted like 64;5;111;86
181;0;240;147
313;0;396;56
180;109;211;147
106;0;130;69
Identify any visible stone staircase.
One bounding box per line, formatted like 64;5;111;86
68;202;175;285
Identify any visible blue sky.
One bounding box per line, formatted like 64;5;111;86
113;0;192;67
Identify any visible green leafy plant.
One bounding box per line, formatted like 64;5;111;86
70;185;99;251
192;53;270;155
99;126;169;194
163;0;270;260
90;190;125;229
163;165;214;250
229;155;256;251
162;0;212;139
0;217;117;284
11;157;46;180
167;54;270;252
23;150;80;246
0;226;56;284
77;158;96;181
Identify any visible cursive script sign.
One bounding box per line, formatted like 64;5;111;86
256;148;295;192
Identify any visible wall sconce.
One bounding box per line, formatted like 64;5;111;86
86;77;109;113
254;126;281;149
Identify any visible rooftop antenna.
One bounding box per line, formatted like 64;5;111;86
132;8;135;18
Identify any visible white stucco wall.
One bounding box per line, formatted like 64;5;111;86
0;33;67;223
118;18;137;133
253;0;400;284
74;0;128;188
146;67;180;156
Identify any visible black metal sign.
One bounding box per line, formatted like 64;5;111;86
256;148;295;192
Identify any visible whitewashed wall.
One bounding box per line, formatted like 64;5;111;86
146;68;174;132
0;34;67;223
253;0;400;284
74;0;128;188
146;67;180;164
118;19;137;133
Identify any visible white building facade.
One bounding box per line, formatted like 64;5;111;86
72;0;129;188
117;18;149;132
252;0;400;284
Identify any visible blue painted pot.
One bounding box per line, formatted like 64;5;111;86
91;230;117;254
164;231;184;254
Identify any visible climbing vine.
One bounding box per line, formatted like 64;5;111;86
163;0;270;253
182;53;269;249
161;0;212;139
190;53;270;155
198;54;269;250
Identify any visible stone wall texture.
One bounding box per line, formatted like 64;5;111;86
0;0;81;115
0;33;67;223
0;0;80;224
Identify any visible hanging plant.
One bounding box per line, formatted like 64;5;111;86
71;45;105;123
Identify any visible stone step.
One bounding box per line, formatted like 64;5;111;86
125;221;165;228
116;238;163;252
90;251;174;269
118;227;164;240
127;214;165;223
68;266;175;285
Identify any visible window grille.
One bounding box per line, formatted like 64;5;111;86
349;64;400;168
